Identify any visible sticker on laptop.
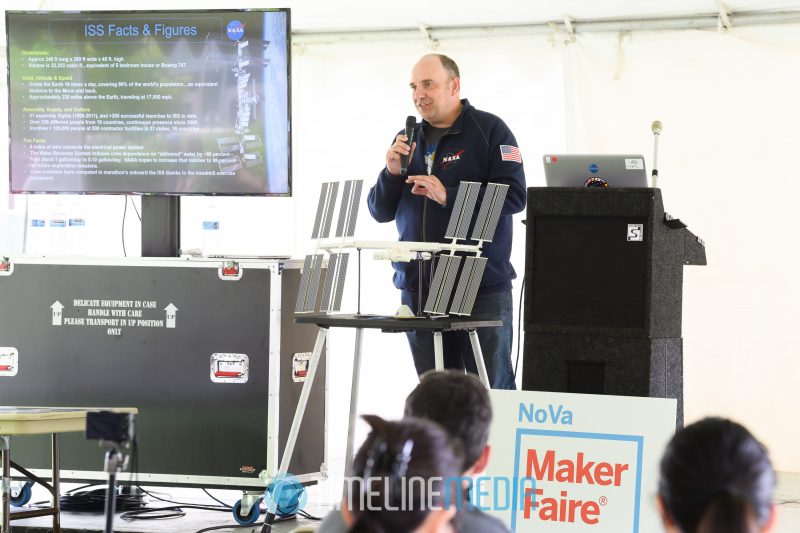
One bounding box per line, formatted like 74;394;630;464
625;158;644;170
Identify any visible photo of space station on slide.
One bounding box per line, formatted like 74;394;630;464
7;10;290;195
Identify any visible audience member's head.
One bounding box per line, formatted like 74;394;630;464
344;415;463;533
658;417;776;533
404;370;492;474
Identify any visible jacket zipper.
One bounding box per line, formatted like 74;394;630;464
420;127;454;293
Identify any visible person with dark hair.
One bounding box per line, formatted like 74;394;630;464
341;415;462;533
404;371;508;533
368;53;526;389
658;417;777;533
318;371;510;533
404;370;492;477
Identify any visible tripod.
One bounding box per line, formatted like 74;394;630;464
101;442;129;533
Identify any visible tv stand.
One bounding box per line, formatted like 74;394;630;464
141;196;181;257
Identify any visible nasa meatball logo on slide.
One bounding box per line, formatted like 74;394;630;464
227;20;245;41
483;390;676;532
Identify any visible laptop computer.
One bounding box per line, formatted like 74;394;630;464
543;154;649;187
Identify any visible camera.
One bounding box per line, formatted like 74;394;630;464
86;411;134;444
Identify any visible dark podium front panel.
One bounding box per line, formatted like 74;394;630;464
530;215;648;331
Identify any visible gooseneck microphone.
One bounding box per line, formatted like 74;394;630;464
400;115;416;175
651;120;662;188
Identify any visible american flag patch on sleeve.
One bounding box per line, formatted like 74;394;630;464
500;145;522;163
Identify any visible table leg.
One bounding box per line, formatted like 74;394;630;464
1;436;10;533
433;331;444;371
264;327;327;526
344;328;364;482
468;330;490;388
51;434;61;533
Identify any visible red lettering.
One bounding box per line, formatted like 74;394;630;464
569;498;582;522
582;500;600;524
526;449;554;480
522;488;541;519
614;463;629;486
575;453;596;483
523;488;604;525
525;448;629;486
595;462;613;485
559;491;568;520
521;449;631;526
539;496;558;521
555;459;573;482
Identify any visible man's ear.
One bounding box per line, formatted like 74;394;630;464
470;445;491;475
656;495;677;531
763;503;778;532
340;497;354;528
450;76;461;96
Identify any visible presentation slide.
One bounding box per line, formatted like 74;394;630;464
7;10;290;195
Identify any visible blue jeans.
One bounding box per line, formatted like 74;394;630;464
401;289;516;389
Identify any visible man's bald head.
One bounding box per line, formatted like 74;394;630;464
421;53;460;79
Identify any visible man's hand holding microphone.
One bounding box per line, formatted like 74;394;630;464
385;115;447;206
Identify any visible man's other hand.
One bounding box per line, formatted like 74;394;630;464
406;175;447;206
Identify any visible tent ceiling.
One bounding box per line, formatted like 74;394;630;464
279;0;800;31
7;0;800;32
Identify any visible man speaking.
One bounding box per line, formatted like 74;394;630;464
367;54;526;389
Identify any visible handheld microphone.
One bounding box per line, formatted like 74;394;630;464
400;115;416;175
651;120;662;188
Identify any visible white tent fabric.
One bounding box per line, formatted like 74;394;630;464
562;26;800;471
1;1;799;473
5;0;800;31
281;0;800;31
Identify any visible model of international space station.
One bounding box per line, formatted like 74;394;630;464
295;179;509;318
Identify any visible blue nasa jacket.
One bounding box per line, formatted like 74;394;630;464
368;99;527;294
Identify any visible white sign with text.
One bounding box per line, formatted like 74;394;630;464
478;390;676;533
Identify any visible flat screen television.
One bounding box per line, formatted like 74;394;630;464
6;9;291;196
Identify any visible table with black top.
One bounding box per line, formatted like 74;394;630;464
260;313;500;528
297;313;501;383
